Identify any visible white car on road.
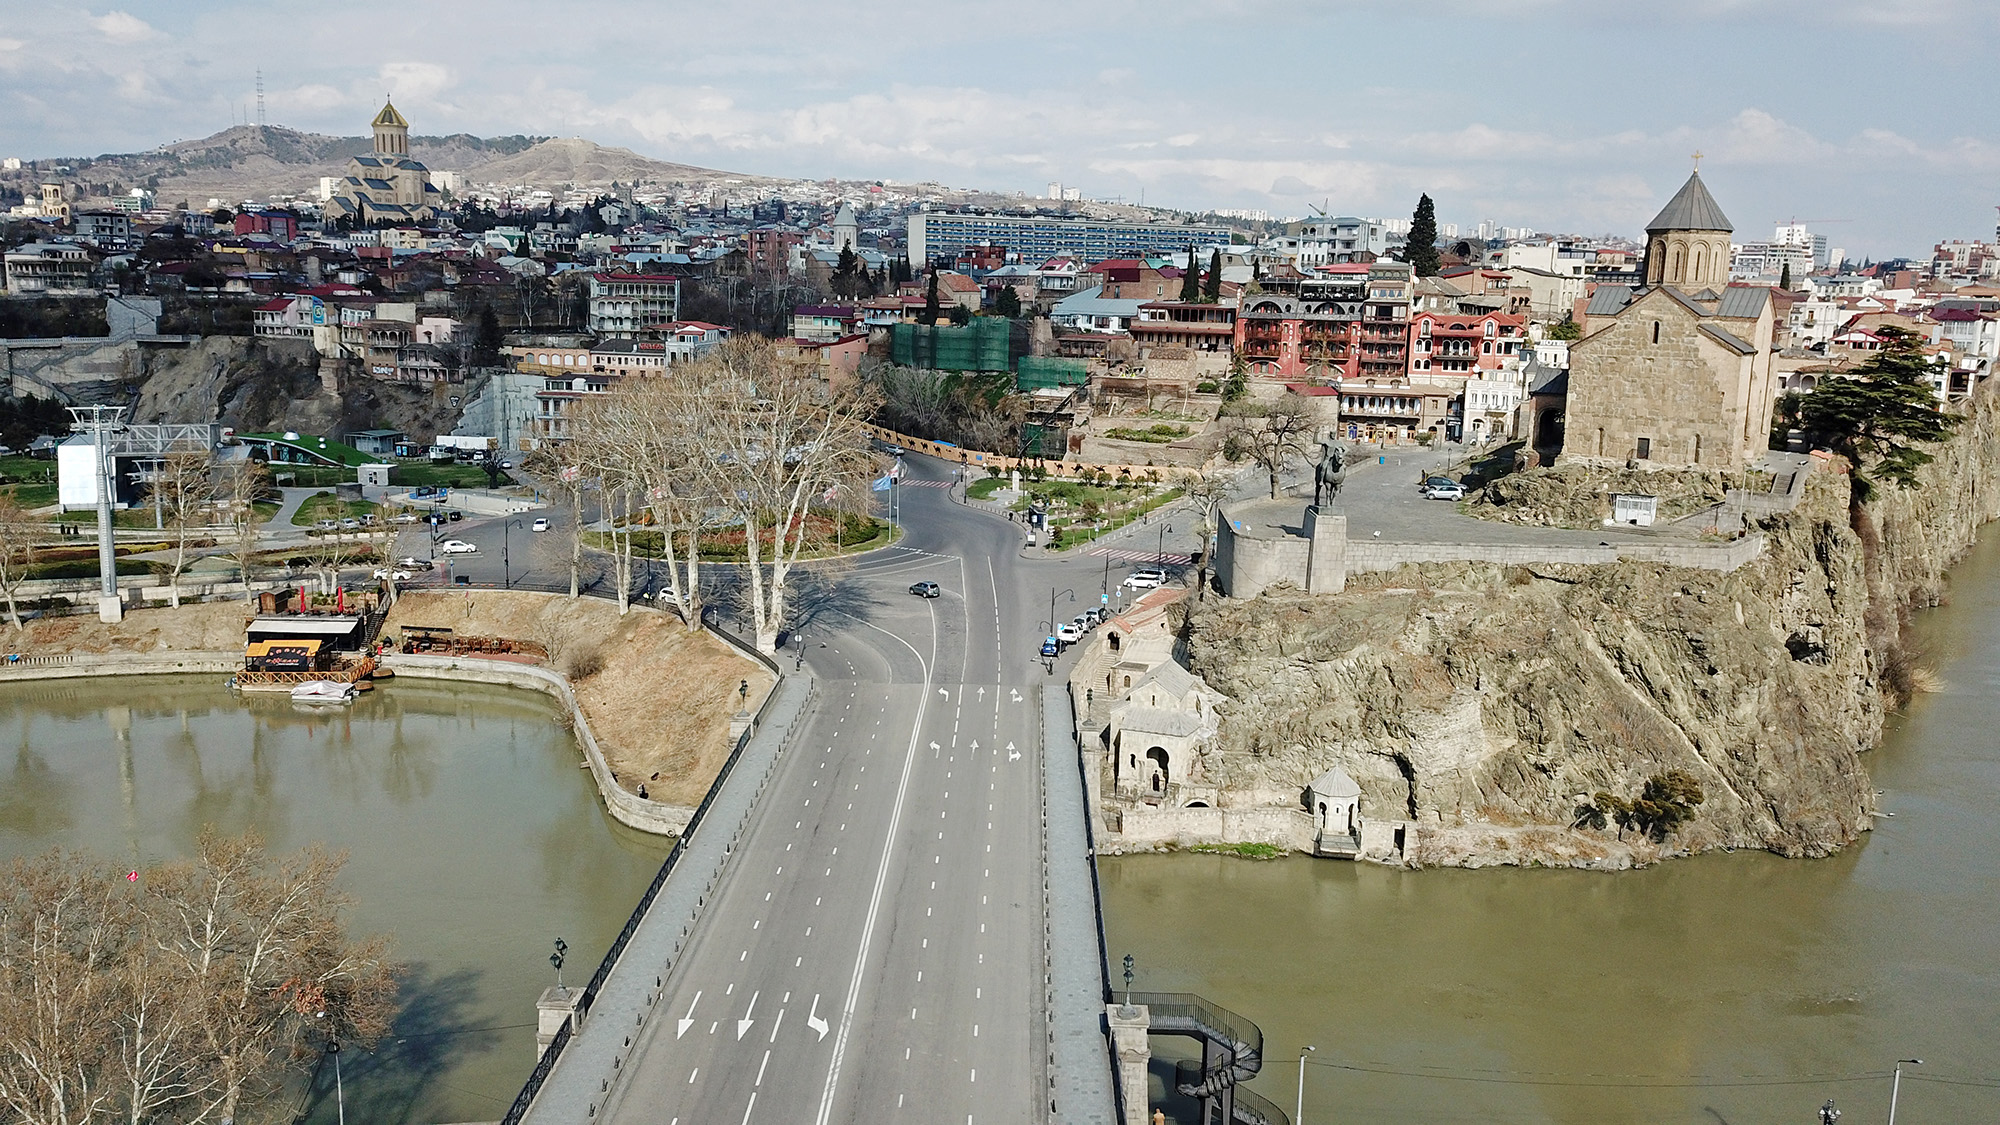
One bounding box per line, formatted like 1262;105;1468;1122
438;539;478;554
371;568;413;581
1056;623;1084;644
532;517;550;532
1123;567;1167;589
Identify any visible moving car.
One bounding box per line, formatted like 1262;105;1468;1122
438;539;478;554
397;556;434;570
909;581;941;598
391;512;420;523
1423;477;1466;501
372;568;413;581
532;517;551;532
1123;567;1167;590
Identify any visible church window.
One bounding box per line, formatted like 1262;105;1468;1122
1652;321;1661;344
1693;433;1702;463
1671;249;1683;277
1693;248;1705;278
1636;436;1652;460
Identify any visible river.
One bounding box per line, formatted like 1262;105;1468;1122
1103;531;2000;1125
0;675;668;1125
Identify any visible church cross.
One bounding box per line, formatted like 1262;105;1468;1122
1691;150;1704;170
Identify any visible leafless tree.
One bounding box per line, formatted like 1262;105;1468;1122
218;461;269;604
703;337;878;653
153;452;213;610
0;494;44;630
586;366;717;630
1225;392;1320;499
0;852;125;1125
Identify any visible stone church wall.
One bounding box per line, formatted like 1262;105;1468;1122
1561;296;1741;471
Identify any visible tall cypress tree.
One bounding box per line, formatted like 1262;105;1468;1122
1779;262;1793;290
1406;193;1440;277
1203;249;1222;302
920;271;940;326
1179;248;1200;302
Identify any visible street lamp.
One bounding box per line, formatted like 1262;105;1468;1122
1888;1059;1921;1125
1296;1045;1317;1125
1156;521;1174;565
795;628;806;671
503;518;524;589
314;1011;346;1125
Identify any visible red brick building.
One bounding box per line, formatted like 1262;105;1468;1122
1234;295;1357;381
1407;310;1525;377
745;227;802;275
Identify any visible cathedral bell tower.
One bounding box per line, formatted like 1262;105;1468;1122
372;99;410;158
1643;163;1733;294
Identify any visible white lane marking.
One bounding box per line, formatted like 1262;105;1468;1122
807;993;829;1040
677;990;702;1038
688;1068;698;1084
737;990;759;1039
756;1048;772;1086
739;1091;757;1125
769;1007;786;1043
816;607;937;1125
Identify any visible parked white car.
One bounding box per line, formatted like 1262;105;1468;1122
1056;623;1084;644
438;539;478;554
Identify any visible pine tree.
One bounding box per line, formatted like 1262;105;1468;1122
1405;194;1440;277
1179;248;1200;302
1793;326;1959;500
995;285;1022;318
1780;262;1793;290
920;271;940;326
1203;249;1222;302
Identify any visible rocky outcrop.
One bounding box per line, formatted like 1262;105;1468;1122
1185;380;2000;867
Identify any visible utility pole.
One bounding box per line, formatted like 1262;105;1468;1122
69;406;128;623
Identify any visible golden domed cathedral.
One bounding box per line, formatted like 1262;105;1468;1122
325;99;442;225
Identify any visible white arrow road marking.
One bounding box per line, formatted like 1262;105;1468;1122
807;993;829;1041
938;687;950;697
738;990;759;1040
929;741;940;750
969;739;979;751
678;991;701;1038
1009;751;1021;761
977;687;986;700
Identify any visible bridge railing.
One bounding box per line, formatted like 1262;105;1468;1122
491;586;787;1125
1124;990;1264;1063
1231;1084;1292;1125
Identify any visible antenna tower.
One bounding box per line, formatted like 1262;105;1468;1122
255;70;266;128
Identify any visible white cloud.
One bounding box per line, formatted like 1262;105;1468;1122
88;11;155;43
0;38;24;51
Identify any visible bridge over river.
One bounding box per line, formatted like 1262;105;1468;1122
500;454;1225;1125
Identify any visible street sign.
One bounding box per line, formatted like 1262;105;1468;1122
560;466;581;483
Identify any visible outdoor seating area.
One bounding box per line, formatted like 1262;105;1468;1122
389;625;548;661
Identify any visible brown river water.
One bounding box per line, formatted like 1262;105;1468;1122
0;675;666;1124
1103;530;2000;1125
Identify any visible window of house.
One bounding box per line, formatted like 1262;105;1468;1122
1636;436;1651;460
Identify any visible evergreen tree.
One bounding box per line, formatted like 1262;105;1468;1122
1791;326;1958;499
995;285;1022;318
832;245;860;298
920;271;940;326
1179;248;1200;302
474;304;502;366
1405;193;1440;277
1203;249;1222;302
1779;262;1793;290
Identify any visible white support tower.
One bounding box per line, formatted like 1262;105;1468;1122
66;406;129;623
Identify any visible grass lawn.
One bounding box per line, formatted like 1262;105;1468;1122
291;492;383;527
966;477;1008;501
0;455;58;508
1044;486;1184;552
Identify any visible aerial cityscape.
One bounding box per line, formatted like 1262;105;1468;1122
1;3;1999;1124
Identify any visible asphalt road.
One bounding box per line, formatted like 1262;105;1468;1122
480;454;1144;1124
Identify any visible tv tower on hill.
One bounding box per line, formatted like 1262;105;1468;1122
255;69;266;129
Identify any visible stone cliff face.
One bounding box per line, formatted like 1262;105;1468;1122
1184;381;2000;867
122;337;467;440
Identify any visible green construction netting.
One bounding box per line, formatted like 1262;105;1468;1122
891;318;1013;372
1015;357;1089;392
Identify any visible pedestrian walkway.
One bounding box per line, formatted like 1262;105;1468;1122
1043;685;1119;1125
1087;546;1193;565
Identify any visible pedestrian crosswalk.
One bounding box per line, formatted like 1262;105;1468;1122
894;479;953;488
1086;547;1193;564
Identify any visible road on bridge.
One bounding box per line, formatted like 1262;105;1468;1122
527;455;1180;1125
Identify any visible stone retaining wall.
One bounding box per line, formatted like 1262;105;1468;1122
1344;533;1764;575
1110;804;1315;852
0;650;241;680
385;654;697;837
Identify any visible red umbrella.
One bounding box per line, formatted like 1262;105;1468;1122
336;587;344;614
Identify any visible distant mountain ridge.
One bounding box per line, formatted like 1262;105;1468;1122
15;123;774;204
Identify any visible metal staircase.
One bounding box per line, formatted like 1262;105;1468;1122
1126;991;1286;1125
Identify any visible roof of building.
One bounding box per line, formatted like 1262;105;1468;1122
1584;284;1634;316
1129;659;1200;700
1308;765;1362;800
1051;286;1145;317
372;100;409;129
1646;171;1733;233
1715;285;1771;319
1117;705;1206;738
1528;367;1569;396
1698;323;1757;355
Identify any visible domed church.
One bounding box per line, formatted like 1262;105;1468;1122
325;99;442;225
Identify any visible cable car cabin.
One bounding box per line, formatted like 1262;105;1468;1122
244;639;325;672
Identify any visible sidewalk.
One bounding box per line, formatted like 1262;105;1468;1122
1042;684;1119;1125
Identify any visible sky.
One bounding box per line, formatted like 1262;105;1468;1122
3;0;1997;258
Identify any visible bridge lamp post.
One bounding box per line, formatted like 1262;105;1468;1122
1047;588;1075;675
1888;1059;1921;1125
314;1011;346;1125
1296;1045;1316;1125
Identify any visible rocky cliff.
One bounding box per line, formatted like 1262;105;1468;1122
1184;380;2000;867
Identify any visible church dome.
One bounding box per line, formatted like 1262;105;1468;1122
1646;171;1732;233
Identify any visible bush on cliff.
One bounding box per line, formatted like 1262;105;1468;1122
1583;771;1706;842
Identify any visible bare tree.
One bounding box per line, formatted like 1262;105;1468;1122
153;452;213;610
0;853;125;1125
588;367;717;630
704;337;878;652
0;494;44;630
1225;392;1320;499
218;461;268;604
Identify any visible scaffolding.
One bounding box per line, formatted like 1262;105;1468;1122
1015;356;1089;392
890;318;1015;372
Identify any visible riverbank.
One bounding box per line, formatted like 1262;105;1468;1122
1164;377;2000;868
